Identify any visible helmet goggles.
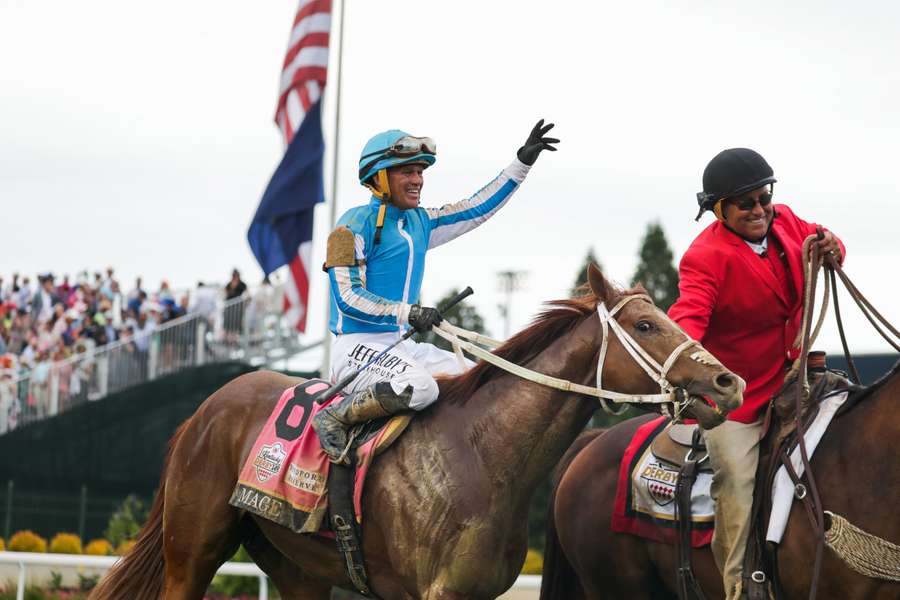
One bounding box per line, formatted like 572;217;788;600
360;136;436;162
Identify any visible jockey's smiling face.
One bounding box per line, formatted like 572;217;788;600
723;185;774;242
387;163;425;210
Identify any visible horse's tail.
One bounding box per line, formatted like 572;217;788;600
539;427;606;600
90;419;191;600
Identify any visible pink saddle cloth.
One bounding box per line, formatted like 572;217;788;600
228;379;410;533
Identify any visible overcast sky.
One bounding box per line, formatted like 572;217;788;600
3;0;899;356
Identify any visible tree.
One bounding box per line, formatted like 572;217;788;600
419;288;487;351
571;248;602;297
104;494;148;548
631;222;679;312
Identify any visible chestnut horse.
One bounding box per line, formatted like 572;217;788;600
89;265;742;600
540;362;900;600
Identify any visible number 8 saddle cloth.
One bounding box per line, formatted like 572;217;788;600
229;379;411;534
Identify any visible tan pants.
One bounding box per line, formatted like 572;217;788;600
703;419;763;600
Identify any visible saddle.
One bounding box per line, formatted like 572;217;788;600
650;423;712;472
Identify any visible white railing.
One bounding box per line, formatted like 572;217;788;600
0;551;269;600
0;287;321;434
0;551;541;599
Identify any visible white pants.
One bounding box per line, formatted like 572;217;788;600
329;332;474;410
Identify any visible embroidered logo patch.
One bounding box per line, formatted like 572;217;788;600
640;460;679;506
285;463;327;495
253;442;287;483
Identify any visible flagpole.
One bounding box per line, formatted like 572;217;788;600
320;0;346;378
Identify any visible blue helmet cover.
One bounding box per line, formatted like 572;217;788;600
358;129;436;184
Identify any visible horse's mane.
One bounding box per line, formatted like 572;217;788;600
437;284;643;405
848;355;900;404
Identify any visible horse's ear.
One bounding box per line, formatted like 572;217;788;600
587;262;612;302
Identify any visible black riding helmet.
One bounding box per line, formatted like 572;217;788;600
695;148;777;221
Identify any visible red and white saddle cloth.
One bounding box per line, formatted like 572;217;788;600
612;416;715;547
612;390;850;548
228;379;410;533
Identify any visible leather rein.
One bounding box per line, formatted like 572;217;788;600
783;230;900;600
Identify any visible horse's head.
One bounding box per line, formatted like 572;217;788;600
587;263;744;428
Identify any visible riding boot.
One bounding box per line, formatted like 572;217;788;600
312;382;412;464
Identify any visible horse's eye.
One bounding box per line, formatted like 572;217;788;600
635;320;654;333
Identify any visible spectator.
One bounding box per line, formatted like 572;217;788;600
16;276;33;307
32;274;60;324
6;309;29;355
0;358;19;434
108;280;125;327
127;276;144;302
56;274;72;299
223;269;247;340
5;274;21;301
246;276;279;338
158;280;175;304
101;267;117;295
189;281;219;326
127;289;147;317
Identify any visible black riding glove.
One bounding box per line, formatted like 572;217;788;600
516;119;560;165
408;304;443;334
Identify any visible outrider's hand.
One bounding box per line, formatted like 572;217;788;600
408;304;443;334
517;119;560;165
814;230;843;265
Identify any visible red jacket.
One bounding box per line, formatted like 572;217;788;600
668;204;845;423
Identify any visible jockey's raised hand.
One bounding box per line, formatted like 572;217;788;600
517;119;560;165
408;304;443;334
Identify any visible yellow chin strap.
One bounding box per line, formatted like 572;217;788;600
364;169;391;244
712;199;726;222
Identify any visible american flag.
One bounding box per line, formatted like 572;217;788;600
248;0;331;332
275;0;331;147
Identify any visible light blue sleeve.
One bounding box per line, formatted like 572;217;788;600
425;159;531;249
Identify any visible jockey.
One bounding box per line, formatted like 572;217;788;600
668;148;845;600
313;120;559;464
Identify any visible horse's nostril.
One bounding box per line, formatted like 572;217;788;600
715;373;735;390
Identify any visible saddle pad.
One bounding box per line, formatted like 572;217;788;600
612;416;715;547
765;389;849;544
228;380;410;533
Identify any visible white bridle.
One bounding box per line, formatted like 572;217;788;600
429;293;728;421
595;294;711;419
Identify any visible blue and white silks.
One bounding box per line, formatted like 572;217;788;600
327;158;530;335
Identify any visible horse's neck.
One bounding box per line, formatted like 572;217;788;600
457;315;599;492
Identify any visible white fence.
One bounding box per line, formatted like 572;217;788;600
0;551;541;599
0;287;320;434
0;550;270;600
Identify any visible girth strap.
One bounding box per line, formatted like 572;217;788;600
674;429;709;600
327;462;378;597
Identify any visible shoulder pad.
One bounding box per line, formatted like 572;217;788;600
323;226;358;270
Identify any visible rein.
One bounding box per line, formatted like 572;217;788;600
432;293;712;420
784;232;900;599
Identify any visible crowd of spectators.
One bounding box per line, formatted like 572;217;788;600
0;268;251;432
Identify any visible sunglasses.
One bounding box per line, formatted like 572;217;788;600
729;192;773;211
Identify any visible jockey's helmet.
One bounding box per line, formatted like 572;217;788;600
358;130;436;199
695;148;776;221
